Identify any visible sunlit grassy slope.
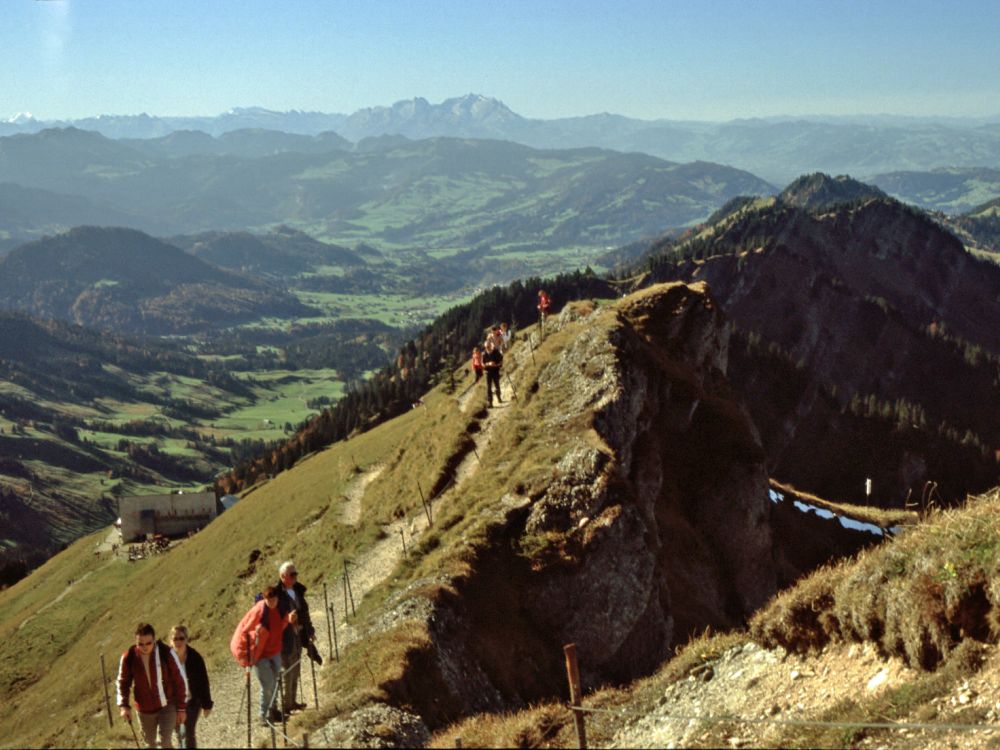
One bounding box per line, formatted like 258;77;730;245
0;361;475;747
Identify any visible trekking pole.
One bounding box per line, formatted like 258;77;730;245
126;715;141;748
99;654;113;728
237;679;246;723
278;668;288;747
322;583;333;661
245;634;253;748
310;651;318;709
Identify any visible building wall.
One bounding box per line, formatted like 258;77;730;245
119;492;217;542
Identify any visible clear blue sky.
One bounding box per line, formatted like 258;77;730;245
3;0;998;121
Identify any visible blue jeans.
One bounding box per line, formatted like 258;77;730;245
254;654;282;718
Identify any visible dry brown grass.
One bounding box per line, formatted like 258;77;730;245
429;702;571;749
752;488;1000;669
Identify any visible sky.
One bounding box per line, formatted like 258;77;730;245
2;0;999;122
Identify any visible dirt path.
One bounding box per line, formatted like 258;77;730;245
197;344;528;747
340;464;385;527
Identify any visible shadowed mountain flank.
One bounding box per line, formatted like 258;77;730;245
0;226;313;334
643;178;1000;507
363;283;784;728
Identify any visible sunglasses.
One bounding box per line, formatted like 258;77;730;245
172;636;186;642
137;640;154;647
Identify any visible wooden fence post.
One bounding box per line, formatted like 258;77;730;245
343;559;355;617
416;480;433;525
322;582;333;661
329;604;340;661
564;643;587;749
99;654;113;728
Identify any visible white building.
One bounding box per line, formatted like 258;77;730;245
118;492;217;542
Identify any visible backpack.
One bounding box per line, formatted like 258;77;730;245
230;600;268;667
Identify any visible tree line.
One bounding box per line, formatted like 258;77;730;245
216;269;615;494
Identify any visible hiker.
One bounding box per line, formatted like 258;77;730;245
245;585;298;724
275;561;316;716
116;623;187;749
499;322;512;352
471;346;483;383
258;585;299;724
169;625;213;749
537;289;551;322
485;325;504;351
482;339;503;407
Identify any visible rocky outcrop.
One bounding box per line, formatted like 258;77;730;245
517;283;776;685
652;195;1000;506
387;281;781;728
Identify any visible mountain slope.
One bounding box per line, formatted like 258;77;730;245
868;167;1000;214
642;175;1000;506
170;226;365;277
0;280;903;748
951;196;1000;253
0;311;263;582
0;128;776;247
0;226;313;333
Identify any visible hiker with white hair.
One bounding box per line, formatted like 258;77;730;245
274;561;317;716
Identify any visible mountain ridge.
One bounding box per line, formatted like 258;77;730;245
5;94;1000;183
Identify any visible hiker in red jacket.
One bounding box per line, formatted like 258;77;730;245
252;585;298;724
471;346;483;383
117;622;187;748
538;289;552;323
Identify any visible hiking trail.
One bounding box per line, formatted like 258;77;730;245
194;340;528;748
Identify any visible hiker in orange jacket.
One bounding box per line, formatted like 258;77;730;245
471;346;483;383
253;585;297;725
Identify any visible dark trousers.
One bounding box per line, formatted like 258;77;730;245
182;699;201;748
485;368;501;405
282;629;303;711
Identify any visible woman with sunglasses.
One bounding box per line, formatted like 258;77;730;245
169;625;213;748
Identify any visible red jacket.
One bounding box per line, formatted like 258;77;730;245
257;603;290;659
117;641;187;713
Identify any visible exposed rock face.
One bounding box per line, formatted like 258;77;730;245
518;283;776;685
652;195;1000;506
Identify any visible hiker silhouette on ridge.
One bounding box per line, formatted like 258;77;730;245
482;338;503;408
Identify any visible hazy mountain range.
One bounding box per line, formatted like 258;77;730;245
0;127;774;256
5;94;1000;184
